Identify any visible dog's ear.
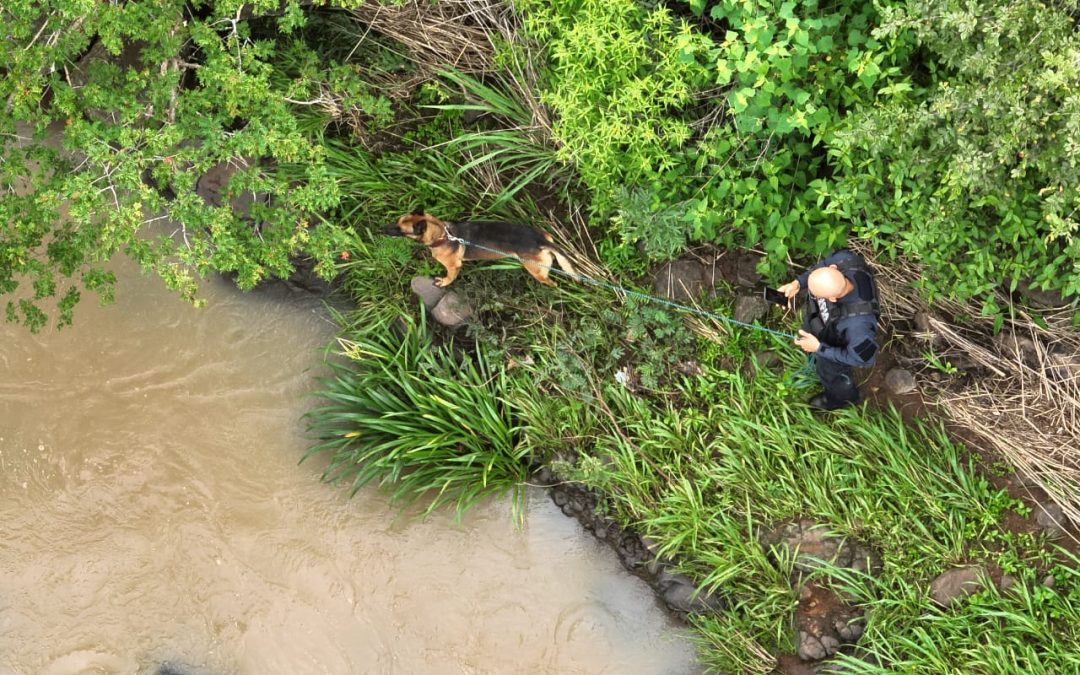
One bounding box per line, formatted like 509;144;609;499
411;207;425;216
412;218;429;237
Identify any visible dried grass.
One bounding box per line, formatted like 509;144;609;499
852;241;1080;530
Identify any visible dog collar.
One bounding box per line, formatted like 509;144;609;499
427;237;450;247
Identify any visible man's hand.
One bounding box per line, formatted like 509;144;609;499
795;329;820;353
777;279;800;311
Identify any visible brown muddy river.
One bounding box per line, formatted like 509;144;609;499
0;256;697;674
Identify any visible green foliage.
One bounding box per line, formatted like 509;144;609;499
515;0;1079;311
304;307;530;520
516;0;705;217
0;0;369;330
428;69;576;210
514;0;894;274
518;356;1078;672
833;0;1080;305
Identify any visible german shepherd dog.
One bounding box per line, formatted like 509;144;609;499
384;209;578;287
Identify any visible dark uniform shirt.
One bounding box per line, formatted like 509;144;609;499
796;251;879;368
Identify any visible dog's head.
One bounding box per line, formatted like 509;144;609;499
384;208;446;244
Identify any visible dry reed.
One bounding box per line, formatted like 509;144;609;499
852;241;1080;530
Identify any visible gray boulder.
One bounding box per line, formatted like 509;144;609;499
930;566;986;608
651;260;708;302
1035;502;1067;539
432;292;473;327
733;295;770;325
884;368;917;395
410;276;448;311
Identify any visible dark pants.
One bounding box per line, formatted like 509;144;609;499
815;355;860;405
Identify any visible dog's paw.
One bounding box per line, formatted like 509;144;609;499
433;276;449;288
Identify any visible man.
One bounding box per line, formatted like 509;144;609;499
777;250;880;410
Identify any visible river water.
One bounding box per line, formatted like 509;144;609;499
0;257;697;674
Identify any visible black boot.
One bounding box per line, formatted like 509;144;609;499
808;393;857;411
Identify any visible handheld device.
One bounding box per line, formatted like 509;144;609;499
762;286;790;307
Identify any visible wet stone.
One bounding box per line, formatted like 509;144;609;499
651;260;708;302
930;566;986;607
432;292;473;327
552;490;568;507
733;295;770;325
835;618;864;642
1035;502;1067;539
411;276;448;311
884;368;916;395
799;631;828;661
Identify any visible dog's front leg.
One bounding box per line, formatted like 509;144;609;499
434;259;462;287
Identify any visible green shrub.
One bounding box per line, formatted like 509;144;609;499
833;0;1080;307
0;0;364;330
513;0;898;275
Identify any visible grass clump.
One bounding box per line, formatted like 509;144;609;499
304;306;530;520
517;349;1080;673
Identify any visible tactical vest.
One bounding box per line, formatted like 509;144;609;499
804;251;881;340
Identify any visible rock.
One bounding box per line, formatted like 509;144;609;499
1016;279;1069;309
733;295;770;325
912;311;933;333
1043;575;1057;589
799;631;828;660
930;566;986;607
734;253;763;288
884;368;916;395
762;520;879;579
593;526;608;540
195;159;271;222
1000;575;1018;593
551;490;568;507
1035;502;1066;539
819;634;841;656
836;618;864;642
431;292;472;327
410;276;448;311
651;260;707;302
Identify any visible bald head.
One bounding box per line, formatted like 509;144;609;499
808;266;851;301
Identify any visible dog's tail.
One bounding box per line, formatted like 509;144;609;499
542;233;579;279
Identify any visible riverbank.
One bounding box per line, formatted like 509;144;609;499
312;237;1080;673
